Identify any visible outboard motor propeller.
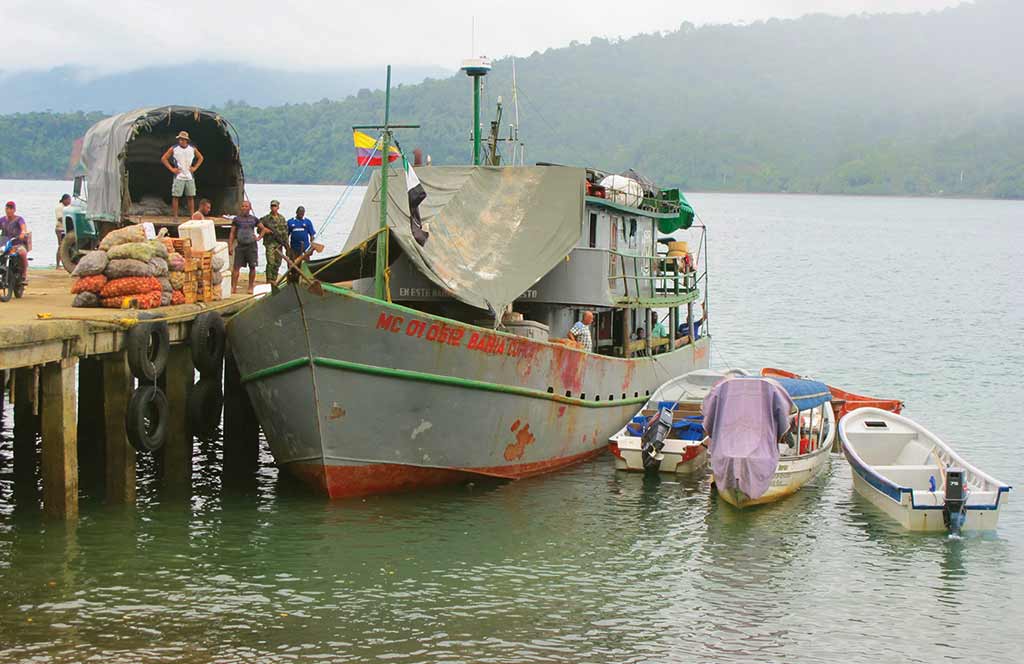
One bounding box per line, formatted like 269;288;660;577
943;467;968;536
640;408;674;473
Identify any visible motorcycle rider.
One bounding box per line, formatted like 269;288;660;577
1;201;29;282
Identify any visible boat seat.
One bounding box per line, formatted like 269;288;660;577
894;439;934;466
871;465;941;490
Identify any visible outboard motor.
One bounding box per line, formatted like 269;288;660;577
640;408;674;473
942;467;967;536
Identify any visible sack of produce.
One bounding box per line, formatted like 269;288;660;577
100;276;162;298
167;252;186;271
168;272;186;290
98;225;146;251
149;239;169;259
71;274;108;294
136;291;163;309
149;257;169;277
108;241;159;262
158;277;173;292
160;291;173;307
105;258;155;279
72;292;100;308
211;269;223;285
211;254;226;272
171;290;185;306
70;250;108;277
100;291;163;310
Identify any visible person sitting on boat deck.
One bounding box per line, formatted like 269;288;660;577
160;131;204;219
54;193;70;270
674;302;707;348
228;200;260;294
2;201;29;279
258;200;289;283
286;206;316;258
568;310;594;352
191;198;212;220
632;325;649;356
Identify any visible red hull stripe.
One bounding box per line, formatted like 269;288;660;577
290;447;608;499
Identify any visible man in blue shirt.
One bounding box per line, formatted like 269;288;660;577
287;206;316;257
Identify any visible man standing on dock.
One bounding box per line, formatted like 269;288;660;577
191;198;212;220
54;193;70;270
258;200;288;284
228;200;259;294
287;206;316;257
160;131;204;220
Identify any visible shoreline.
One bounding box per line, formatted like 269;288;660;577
2;175;1022;204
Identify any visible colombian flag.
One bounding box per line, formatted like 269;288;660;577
353;130;401;166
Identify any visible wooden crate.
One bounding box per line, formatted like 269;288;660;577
170;237;193;258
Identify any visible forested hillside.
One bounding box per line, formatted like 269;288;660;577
3;0;1022;197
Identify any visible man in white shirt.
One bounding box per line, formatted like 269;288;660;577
160;131;204;219
54;193;70;269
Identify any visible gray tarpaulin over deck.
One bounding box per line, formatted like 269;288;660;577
340;165;585;313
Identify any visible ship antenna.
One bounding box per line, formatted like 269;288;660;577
352;64;419;301
460;56;492;165
511;57;523;165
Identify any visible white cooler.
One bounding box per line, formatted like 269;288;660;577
178;220;217;252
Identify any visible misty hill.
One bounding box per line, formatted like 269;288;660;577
3;0;1023;198
0;63;450;114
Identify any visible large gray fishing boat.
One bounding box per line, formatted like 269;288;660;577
226;63;712;497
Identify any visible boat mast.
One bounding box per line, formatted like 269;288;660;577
353;65;419;301
461;57;492;166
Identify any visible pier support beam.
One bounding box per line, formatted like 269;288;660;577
103;352;135;505
223;350;259;480
41;358;78;520
13;367;39;494
162;344;193;494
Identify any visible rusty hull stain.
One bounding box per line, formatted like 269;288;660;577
503;423;536;461
328;403;346;420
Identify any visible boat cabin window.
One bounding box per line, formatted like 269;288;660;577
588;212;598;248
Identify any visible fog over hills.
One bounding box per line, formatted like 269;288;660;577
2;0;1022;197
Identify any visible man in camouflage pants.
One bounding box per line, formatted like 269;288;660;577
258;200;289;283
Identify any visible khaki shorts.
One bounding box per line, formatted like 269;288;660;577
171;178;196;197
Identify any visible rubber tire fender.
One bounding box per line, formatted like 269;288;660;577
125;321;170;381
190;312;226;376
126;384;169;452
187;376;224;442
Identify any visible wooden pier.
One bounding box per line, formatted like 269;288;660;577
0;270;259;519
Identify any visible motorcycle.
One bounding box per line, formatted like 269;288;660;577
0;239;27;302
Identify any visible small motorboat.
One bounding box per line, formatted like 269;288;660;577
839;408;1011;534
761;367;903;422
706;376;835;508
609;369;747;474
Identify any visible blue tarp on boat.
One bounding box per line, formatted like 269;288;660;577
771;378;832;411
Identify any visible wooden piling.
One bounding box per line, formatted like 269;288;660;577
162;344;194;493
13;366;39;490
223;349;259;477
41;358;79;519
103;352;136;505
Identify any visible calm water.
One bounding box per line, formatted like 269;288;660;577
1;181;1021;662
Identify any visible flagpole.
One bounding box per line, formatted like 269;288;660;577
352;66;418;303
375;65;393;301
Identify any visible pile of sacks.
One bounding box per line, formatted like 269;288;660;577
69;225;187;308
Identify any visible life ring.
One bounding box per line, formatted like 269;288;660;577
190;312;226;376
187;376;224;441
125;321;170;381
126;385;169;452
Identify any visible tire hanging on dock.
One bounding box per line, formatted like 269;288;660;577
190;312;226;376
125;321;170;381
126;384;169;452
187;376;224;441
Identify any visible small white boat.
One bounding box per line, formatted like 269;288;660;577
708;376;835;508
609;369;747;474
839;408;1011;534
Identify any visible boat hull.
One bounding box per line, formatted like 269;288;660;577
611;436;707;474
714;446;831;508
227;283;711;498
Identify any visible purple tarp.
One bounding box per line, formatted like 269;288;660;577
703;378;796;499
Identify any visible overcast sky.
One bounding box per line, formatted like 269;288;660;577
6;0;966;75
